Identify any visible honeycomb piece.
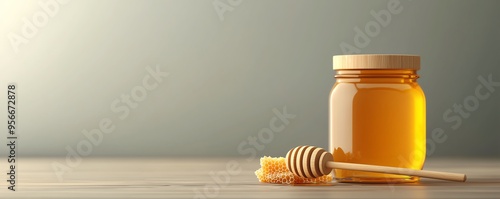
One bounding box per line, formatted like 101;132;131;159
255;156;332;184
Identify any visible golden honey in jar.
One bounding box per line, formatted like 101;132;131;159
329;54;426;183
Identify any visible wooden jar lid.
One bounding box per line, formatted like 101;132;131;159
333;54;420;70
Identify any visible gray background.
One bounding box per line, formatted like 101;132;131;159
0;0;499;158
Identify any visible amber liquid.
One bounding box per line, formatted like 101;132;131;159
329;70;426;183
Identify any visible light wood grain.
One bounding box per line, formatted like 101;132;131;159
333;54;420;70
1;158;499;198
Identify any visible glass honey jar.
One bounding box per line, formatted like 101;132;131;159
329;54;426;183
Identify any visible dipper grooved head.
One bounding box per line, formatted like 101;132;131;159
285;146;333;178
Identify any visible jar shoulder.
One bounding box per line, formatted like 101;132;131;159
330;82;426;101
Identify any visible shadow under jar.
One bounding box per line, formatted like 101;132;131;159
329;54;426;183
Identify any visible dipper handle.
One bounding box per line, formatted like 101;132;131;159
286;146;466;182
328;162;466;182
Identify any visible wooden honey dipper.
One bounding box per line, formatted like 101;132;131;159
286;146;466;182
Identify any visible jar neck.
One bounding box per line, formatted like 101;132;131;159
334;69;419;83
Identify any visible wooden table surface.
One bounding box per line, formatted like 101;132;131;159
1;157;499;198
